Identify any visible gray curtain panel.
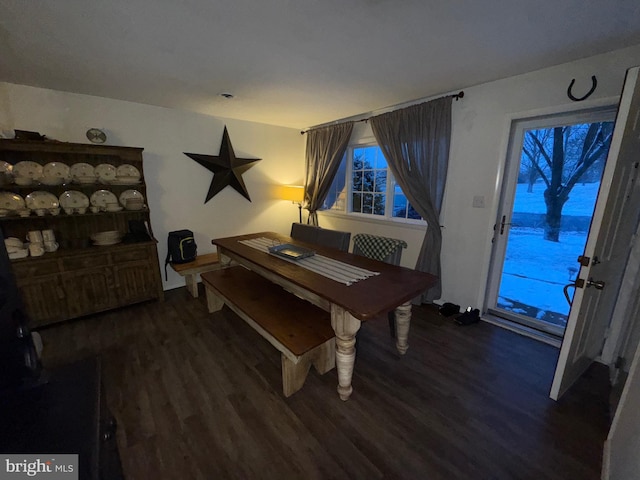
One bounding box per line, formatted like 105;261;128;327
369;96;452;302
304;122;354;225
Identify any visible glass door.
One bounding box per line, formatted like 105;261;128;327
486;107;616;337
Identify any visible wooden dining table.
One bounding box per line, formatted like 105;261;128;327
211;232;437;400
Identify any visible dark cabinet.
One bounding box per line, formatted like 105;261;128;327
12;243;161;328
62;267;115;318
0;357;124;480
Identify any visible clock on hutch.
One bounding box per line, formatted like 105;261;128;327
0;139;164;329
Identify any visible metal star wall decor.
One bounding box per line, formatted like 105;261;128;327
184;126;261;203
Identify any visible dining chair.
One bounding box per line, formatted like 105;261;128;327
290;223;351;252
352;233;408;337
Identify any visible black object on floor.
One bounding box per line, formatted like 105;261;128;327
439;302;460;317
456;308;480;326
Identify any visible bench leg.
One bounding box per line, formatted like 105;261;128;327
219;253;233;267
281;355;312;398
204;286;224;313
281;338;335;397
185;273;199;298
311;338;335;375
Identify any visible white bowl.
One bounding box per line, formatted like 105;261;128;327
91;230;122;241
14;176;33;186
114;175;140;184
74;175;96;184
40;176;66;186
125;199;144;211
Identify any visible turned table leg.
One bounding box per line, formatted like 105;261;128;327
331;304;361;401
394;301;412;355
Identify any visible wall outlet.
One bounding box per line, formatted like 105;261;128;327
472;195;485;208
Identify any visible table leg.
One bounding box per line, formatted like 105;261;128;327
394;301;412;355
331;304;361;401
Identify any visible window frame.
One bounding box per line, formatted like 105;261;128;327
324;141;426;226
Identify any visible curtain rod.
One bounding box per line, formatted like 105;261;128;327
300;91;464;135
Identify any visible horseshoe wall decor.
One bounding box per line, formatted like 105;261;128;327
567;76;597;102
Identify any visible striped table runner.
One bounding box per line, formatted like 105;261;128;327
239;237;379;286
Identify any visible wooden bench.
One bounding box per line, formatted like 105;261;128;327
170;252;221;298
201;266;335;397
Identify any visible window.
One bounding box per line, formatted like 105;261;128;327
351;145;387;215
323;144;422;222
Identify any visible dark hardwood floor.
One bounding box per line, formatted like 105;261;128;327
38;286;611;480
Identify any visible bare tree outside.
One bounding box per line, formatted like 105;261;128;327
521;121;613;242
521;129;551;192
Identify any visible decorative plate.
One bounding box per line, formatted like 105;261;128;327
59;190;90;209
116;164;141;179
86;128;107;144
119;189;144;206
13;161;43;179
0;192;25;210
90;189;118;208
25;191;59;210
95;164;117;182
43;162;71;179
70;162;95;178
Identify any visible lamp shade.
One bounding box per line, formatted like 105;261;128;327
279;185;304;203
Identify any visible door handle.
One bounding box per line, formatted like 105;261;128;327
586;278;605;290
500;215;509;235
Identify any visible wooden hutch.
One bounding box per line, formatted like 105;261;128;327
0;139;163;329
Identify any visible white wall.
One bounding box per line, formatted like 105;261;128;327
0;84;305;290
320;44;640;310
3;44;640;303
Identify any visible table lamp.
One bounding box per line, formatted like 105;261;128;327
279;185;304;223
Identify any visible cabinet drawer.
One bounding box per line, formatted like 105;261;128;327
112;246;150;263
62;253;110;271
12;259;60;278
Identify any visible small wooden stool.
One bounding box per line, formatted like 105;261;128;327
170;252;221;298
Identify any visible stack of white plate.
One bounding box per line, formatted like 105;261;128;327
90;230;123;246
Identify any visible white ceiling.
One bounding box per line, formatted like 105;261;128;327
2;0;640;129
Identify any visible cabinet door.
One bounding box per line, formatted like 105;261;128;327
17;276;68;328
112;260;160;304
62;268;116;318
